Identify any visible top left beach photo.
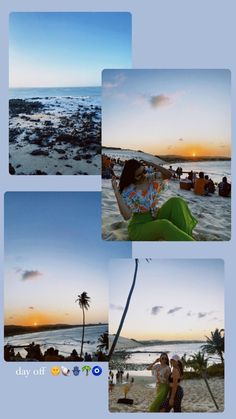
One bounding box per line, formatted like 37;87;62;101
9;12;131;175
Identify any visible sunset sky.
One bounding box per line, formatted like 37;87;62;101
4;193;130;327
109;259;224;341
102;69;231;157
9;12;131;88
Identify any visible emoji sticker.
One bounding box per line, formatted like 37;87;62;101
51;366;60;376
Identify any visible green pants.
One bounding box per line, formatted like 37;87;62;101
128;197;197;241
149;383;170;412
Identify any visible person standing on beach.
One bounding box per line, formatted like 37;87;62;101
111;159;197;241
160;354;184;413
147;353;171;412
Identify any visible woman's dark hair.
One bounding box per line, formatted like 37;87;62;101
177;360;184;377
160;352;170;366
119;159;142;193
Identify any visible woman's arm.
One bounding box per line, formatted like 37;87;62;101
111;177;132;221
169;369;179;407
147;357;160;370
142;160;172;180
153;164;172;180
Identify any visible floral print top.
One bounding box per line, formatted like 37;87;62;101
121;174;168;215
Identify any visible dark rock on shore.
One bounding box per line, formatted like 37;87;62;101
32;170;47;175
31;149;49;156
9;98;101;174
9;163;16;175
56;134;80;144
54;148;66;154
9;127;23;143
9;99;44;117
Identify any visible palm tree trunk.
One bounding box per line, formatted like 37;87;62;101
219;352;224;364
80;308;85;358
108;259;139;361
202;373;219;410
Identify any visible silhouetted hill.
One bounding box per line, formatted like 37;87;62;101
157;155;231;163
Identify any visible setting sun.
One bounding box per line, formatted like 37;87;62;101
33;322;37;327
192;153;196;157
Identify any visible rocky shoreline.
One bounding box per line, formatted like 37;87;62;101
9;97;101;175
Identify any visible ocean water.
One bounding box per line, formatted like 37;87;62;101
104;148;231;185
126;342;221;366
9;86;101;106
4;324;107;358
165;161;231;184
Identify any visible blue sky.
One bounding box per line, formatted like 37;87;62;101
109;259;224;340
102;69;231;157
9;12;131;87
4;192;131;326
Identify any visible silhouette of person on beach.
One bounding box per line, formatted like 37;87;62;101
218;176;231;197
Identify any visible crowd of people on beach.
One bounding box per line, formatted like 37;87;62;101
103;155;231;198
172;165;231;198
4;342;107;362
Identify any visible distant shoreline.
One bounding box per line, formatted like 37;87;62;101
5;323;108;338
102;146;231;163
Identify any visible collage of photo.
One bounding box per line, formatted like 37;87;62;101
5;11;229;414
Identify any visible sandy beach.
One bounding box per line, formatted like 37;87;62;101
109;375;224;413
102;151;231;241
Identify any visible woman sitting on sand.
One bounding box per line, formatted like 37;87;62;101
147;353;171;412
111;159;197;241
160;354;184;413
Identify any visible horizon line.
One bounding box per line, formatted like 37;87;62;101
103;147;231;159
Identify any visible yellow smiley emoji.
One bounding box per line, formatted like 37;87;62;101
51;366;60;376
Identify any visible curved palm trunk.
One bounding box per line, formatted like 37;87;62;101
80;307;85;358
108;259;139;361
218;351;224;364
202;372;219;410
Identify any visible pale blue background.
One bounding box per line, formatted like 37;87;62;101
0;0;235;418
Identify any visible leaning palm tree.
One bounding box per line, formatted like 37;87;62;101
108;258;139;360
97;332;108;352
201;328;224;364
75;292;91;358
187;351;219;410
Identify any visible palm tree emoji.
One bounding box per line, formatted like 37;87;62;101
75;292;91;359
82;365;91;376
